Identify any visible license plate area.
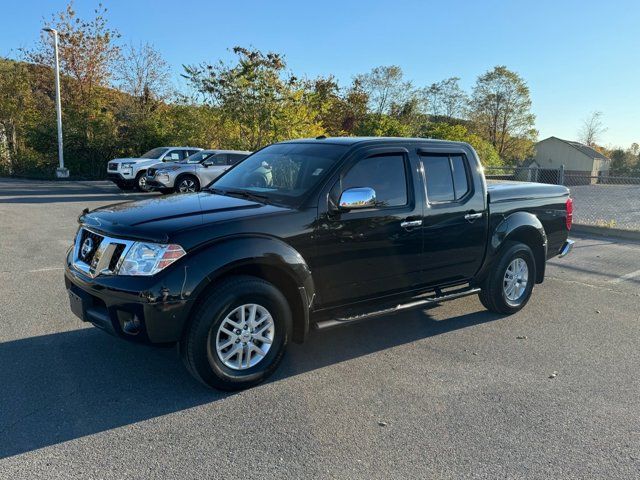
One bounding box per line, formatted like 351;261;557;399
68;288;86;321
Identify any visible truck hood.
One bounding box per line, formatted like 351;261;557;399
110;157;148;163
80;192;290;244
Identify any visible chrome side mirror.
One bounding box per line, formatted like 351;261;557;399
338;187;377;210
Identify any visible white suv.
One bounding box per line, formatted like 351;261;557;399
106;147;203;191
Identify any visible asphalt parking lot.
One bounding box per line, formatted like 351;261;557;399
1;178;639;479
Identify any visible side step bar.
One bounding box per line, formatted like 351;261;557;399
314;287;481;331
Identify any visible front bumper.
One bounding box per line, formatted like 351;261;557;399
107;172;136;186
146;172;175;189
64;249;194;343
146;178;174;190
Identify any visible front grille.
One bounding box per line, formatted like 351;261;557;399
147;168;157;177
73;228;134;277
108;244;126;271
108;162;118;171
79;229;103;264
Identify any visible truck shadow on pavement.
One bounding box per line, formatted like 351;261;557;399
0;307;503;459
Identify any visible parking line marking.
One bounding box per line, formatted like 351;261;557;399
609;268;640;284
0;267;64;274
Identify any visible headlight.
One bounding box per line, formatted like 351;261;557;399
118;242;186;276
120;162;136;174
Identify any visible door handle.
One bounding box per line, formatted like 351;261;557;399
400;219;423;228
464;212;483;222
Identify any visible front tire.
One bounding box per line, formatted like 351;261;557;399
135;171;151;192
478;241;536;314
180;276;292;390
175;175;200;193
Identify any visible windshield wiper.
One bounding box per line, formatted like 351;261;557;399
225;189;272;204
208;188;272;204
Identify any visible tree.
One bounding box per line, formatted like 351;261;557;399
113;43;175;154
609;146;640;176
420;122;502;167
355;113;412;137
469;66;537;161
578;111;606;146
355;66;416;115
0;61;33;173
21;2;123;177
183;47;323;150
117;43;171;106
24;2;120;108
424;77;467;121
610;149;630;175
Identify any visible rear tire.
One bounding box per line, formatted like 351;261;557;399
478;241;536;314
180;276;291;390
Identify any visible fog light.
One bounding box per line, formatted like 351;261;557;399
122;315;141;335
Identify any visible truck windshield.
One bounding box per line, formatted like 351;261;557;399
141;147;169;159
210;143;348;205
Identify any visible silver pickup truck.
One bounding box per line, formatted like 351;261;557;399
145;149;252;193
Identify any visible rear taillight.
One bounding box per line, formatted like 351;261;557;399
566;197;573;230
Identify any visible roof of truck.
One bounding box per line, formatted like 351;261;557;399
278;136;469;147
201;149;253;154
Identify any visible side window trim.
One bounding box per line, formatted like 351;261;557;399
420;151;473;205
449;154;472;201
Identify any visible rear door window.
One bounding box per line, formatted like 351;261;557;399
422;154;470;202
423;155;454;202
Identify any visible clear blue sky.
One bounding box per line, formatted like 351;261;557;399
2;0;639;147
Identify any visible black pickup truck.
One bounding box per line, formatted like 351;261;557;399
65;137;574;390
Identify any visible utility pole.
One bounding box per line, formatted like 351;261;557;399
43;28;69;178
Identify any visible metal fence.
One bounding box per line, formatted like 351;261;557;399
485;166;640;231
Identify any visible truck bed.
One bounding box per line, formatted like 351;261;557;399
487;181;569;203
487;181;570;259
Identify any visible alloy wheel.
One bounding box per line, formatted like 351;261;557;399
178;179;197;193
138;175;150;191
503;258;529;302
214;304;275;370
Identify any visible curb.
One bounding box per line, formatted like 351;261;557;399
572;224;640;242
